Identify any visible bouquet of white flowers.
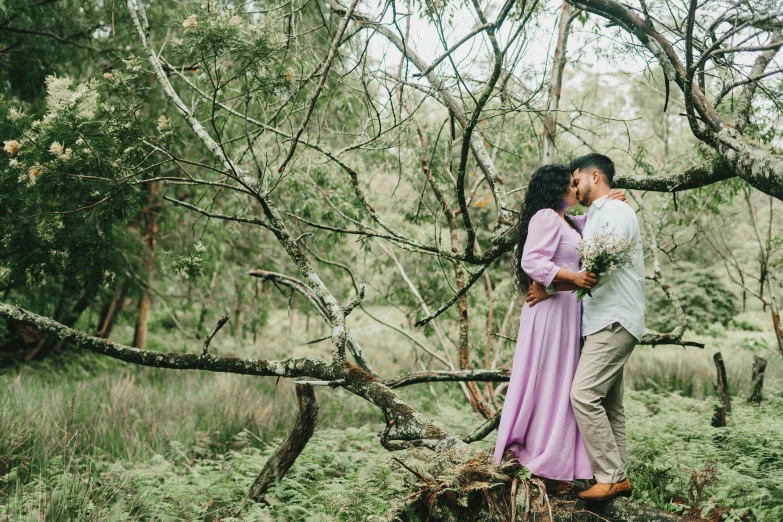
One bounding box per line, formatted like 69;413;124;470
574;227;637;301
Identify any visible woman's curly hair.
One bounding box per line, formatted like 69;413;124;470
513;163;577;292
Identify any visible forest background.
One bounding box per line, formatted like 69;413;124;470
1;0;782;521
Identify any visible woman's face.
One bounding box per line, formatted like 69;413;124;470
562;179;578;209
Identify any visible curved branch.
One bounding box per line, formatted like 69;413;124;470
463;410;502;443
414;261;494;327
248;270;378;377
384;369;511;388
612;154;735;192
330;1;513;241
277;0;360;174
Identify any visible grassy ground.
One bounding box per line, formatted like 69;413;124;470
1;307;781;521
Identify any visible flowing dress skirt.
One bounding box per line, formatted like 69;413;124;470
492;292;593;480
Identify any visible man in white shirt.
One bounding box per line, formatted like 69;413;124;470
526;153;645;501
569;153;645;501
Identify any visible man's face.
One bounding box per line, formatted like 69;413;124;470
572;169;592;206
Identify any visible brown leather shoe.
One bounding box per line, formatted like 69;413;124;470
577;478;632;501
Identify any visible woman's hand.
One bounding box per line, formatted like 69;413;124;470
525;281;550;307
607;189;626;202
571;271;597;290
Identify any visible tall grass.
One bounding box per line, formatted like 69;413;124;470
1;307;782;520
627;311;782;399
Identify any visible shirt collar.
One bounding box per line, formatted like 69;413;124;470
588;194;609;216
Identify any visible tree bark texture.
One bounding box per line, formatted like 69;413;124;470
133;180;162;350
748;356;766;404
713;352;731;413
247;383;318;502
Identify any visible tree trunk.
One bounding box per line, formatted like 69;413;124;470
96;280;128;339
748;356;766;404
541;1;576;164
132;180;162;350
235;279;244;342
711;406;726;428
247;383;318;502
713;352;731;413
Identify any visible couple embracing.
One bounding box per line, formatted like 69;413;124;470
493;153;645;502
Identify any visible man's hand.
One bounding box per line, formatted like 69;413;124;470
525;281;551;307
607;189;626;202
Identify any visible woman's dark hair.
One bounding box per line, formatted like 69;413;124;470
514;163;577;292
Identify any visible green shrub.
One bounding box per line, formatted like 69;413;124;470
739;336;768;351
731;318;763;332
646;265;738;334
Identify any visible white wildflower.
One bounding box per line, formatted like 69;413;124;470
26;266;47;287
0;266;10;284
574;225;637;302
3;139;20;155
103;72;113;80
49;142;72;161
8;108;25;120
51;250;70;266
122;55;141;71
228;15;242;27
268;32;286;47
44;75;99;118
157;115;171;130
75;137;85;146
49;141;64;156
8;159;19;168
45;75;74;114
72;81;99;119
28;163;45;185
183;15;199;33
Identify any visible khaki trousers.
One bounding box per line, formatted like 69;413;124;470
570;322;637;483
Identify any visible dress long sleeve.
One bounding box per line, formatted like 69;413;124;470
522;209;563;287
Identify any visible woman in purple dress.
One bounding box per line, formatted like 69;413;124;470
493;164;619;483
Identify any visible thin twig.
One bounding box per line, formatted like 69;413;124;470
203;315;229;355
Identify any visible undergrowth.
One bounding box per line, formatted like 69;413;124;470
1;350;782;520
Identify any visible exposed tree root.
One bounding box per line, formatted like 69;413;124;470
381;448;684;522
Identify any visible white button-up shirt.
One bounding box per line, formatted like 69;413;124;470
580;195;646;341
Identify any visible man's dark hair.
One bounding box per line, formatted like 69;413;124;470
570;153;615;186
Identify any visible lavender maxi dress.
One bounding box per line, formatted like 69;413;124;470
492;208;593;480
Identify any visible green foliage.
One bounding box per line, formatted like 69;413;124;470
627;391;783;521
3;371;783;521
739;336;768;352
169;2;289;99
0;70;151;296
732;318;763;332
646;264;738;334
